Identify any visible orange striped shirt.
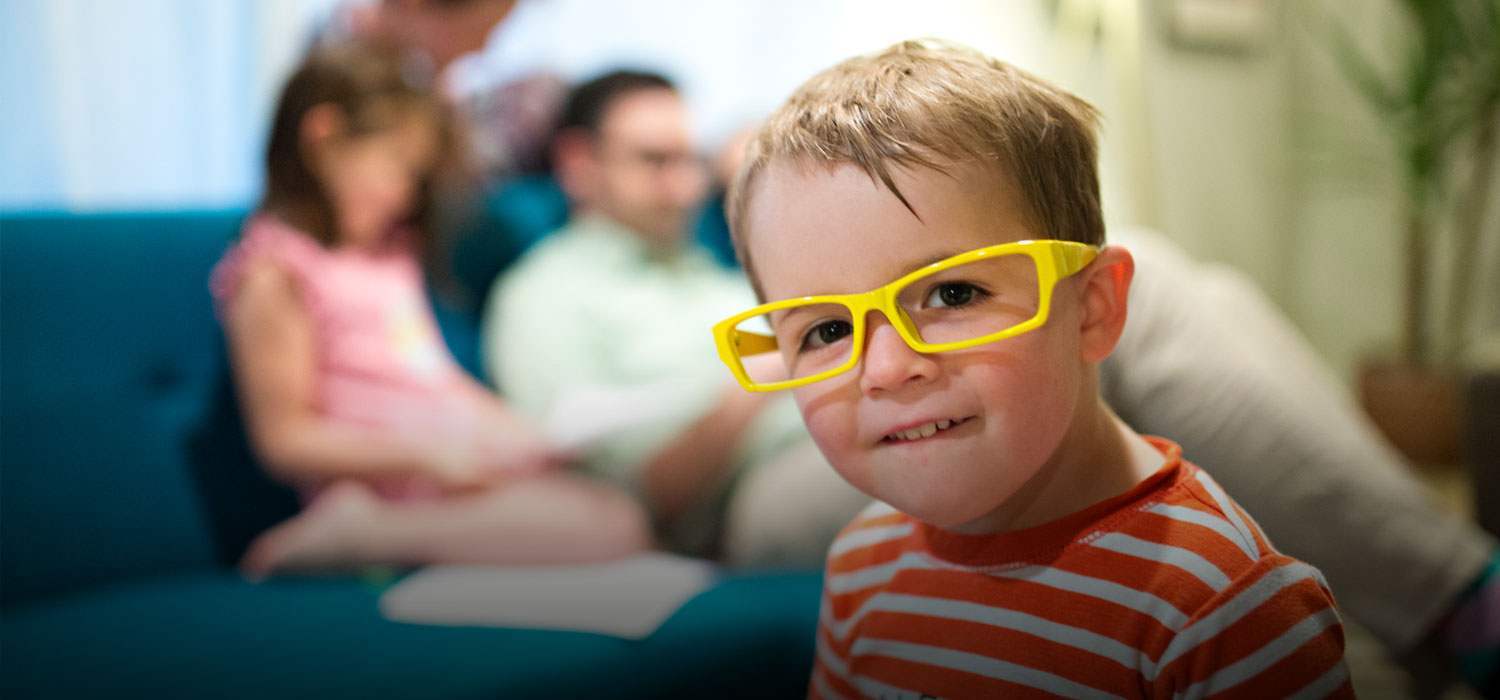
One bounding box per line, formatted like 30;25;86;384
811;438;1353;700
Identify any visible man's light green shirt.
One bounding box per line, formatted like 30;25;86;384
481;214;807;492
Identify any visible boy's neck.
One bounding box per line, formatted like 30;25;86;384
945;395;1165;536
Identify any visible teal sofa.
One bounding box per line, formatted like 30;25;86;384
0;181;815;699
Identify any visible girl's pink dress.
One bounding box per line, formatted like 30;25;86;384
210;214;483;501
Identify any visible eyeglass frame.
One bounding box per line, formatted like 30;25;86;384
712;239;1101;392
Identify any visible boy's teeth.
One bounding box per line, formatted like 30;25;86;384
889;419;960;442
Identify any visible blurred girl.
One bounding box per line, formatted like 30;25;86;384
212;41;649;578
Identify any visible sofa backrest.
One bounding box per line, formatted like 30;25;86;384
0;212;295;605
448;176;570;314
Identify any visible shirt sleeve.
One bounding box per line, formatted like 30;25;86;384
481;251;585;416
1152;556;1355;699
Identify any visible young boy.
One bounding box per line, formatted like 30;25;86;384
713;40;1353;698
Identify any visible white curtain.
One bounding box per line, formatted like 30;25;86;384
0;0;338;211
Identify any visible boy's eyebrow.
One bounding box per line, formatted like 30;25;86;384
883;248;972;284
772;248;973;302
908;249;967;273
769;303;826;326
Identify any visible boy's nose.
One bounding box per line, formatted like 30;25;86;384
858;318;939;395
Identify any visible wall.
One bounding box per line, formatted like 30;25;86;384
1118;0;1499;380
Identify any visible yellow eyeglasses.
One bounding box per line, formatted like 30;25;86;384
713;239;1099;392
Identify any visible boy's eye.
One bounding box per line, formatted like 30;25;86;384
925;282;985;308
800;320;853;351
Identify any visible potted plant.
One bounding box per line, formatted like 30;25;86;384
1323;0;1500;463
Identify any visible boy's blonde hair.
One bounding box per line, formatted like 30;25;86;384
729;39;1104;296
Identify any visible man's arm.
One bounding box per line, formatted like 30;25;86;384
1100;228;1496;651
640;384;773;528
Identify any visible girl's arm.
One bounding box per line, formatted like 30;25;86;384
223;259;483;491
639;352;785;527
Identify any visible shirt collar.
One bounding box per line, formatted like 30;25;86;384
570;213;711;271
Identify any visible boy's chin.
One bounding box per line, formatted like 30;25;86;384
890;495;1005;533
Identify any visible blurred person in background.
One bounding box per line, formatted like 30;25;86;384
327;0;565;181
1097;227;1499;696
213;41;649;578
481;70;870;563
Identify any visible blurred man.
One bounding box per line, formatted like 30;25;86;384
481;71;864;561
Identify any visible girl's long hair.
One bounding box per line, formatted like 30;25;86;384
260;40;457;263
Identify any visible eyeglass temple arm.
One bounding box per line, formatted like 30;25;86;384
733;329;779;357
1056;243;1099;275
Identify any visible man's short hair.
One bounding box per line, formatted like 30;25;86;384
556;69;676;136
729;39;1104;291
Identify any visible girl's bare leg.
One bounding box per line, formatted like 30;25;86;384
240;475;652;577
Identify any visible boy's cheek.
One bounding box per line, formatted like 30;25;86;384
792;392;863;479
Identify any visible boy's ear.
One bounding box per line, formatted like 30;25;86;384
1076;245;1134;364
299;102;347;164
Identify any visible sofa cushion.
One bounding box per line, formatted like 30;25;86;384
0;569;821;699
1;212;243;603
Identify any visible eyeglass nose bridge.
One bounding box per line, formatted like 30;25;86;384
851;283;926;360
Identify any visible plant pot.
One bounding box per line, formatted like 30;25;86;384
1358;359;1464;465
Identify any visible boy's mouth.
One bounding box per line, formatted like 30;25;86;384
881;417;971;443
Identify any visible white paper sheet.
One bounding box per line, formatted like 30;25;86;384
377;553;718;639
541;379;706;453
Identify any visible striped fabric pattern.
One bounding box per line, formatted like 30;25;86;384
811;439;1353;699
